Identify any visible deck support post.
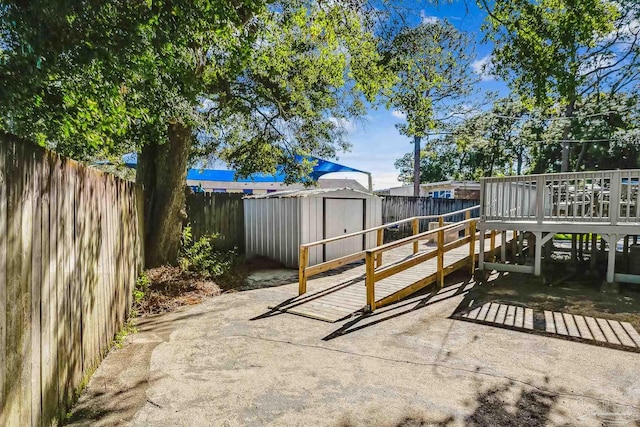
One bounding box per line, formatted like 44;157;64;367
501;231;507;262
299;246;309;295
590;233;597;270
376;229;384;267
606;234;617;284
511;230;518;259
534;232;542;276
490;230;496;261
533;232;555;277
412;218;419;254
571;234;577;263
365;251;376;312
469;221;476;274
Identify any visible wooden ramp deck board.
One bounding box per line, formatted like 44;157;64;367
271;233;508;322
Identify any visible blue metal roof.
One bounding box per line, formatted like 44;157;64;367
122;153;367;183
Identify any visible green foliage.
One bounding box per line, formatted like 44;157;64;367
179;233;238;279
383;19;478;138
482;0;621;107
113;318;137;349
395;91;640;180
0;0;393;183
480;0;640;170
133;271;151;306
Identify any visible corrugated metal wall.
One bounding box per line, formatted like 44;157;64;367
245;190;383;268
244;197;301;268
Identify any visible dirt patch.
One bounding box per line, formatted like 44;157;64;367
136;258;296;315
467;272;640;330
136;266;222;315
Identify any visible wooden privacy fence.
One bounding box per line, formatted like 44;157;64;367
0;133;144;426
382;196;479;241
185;192;244;251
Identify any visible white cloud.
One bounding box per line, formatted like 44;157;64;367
579;53;616;76
328;117;356;134
391;110;406;120
471;54;495;82
420;10;439;25
372;172;404;190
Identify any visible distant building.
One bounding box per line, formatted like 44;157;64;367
119;153;372;195
187;172;368;194
377;180;480;200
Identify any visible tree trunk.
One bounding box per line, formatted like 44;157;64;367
575;141;588;171
413;135;421;197
516;149;523;175
137;122;192;268
561;99;576;172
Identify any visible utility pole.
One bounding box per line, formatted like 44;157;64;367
413;135;421;197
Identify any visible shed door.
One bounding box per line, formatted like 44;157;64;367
324;198;365;261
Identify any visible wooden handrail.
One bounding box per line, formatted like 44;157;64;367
365;218;481;312
365;218;475;256
300;205;480;249
298;205;480;296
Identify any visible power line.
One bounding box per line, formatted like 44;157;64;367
490;110;635;122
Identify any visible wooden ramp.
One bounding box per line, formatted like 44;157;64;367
271;232;509;322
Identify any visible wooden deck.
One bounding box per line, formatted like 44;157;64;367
271;232;509;322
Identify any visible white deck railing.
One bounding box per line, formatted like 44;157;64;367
481;170;640;225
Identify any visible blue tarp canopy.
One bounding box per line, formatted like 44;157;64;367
121;153;368;182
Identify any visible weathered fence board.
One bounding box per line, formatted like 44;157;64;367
186;192;245;251
0;133;144;426
381;196;479;241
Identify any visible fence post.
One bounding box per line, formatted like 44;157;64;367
365;251;376;312
376;228;383;267
437;228;445;288
469;220;476;274
298;246;308;295
412;218;419;254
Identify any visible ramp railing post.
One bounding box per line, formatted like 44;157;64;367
465;210;471;236
412;218;419;254
469;220;476;274
299;246;309;295
376;228;384;267
437;228;444;288
365;251;376;312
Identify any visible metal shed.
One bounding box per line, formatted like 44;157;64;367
244;188;382;268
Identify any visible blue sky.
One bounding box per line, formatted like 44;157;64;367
326;1;510;190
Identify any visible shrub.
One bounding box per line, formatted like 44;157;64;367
179;227;238;278
133;271;150;305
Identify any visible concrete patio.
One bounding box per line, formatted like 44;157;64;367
68;274;640;426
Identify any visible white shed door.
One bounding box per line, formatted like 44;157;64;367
324;198;365;261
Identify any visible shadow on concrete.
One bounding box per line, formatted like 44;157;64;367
451;273;640;354
321;273;473;341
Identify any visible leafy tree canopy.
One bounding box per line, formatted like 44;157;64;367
382;19;477;138
0;0;392;180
